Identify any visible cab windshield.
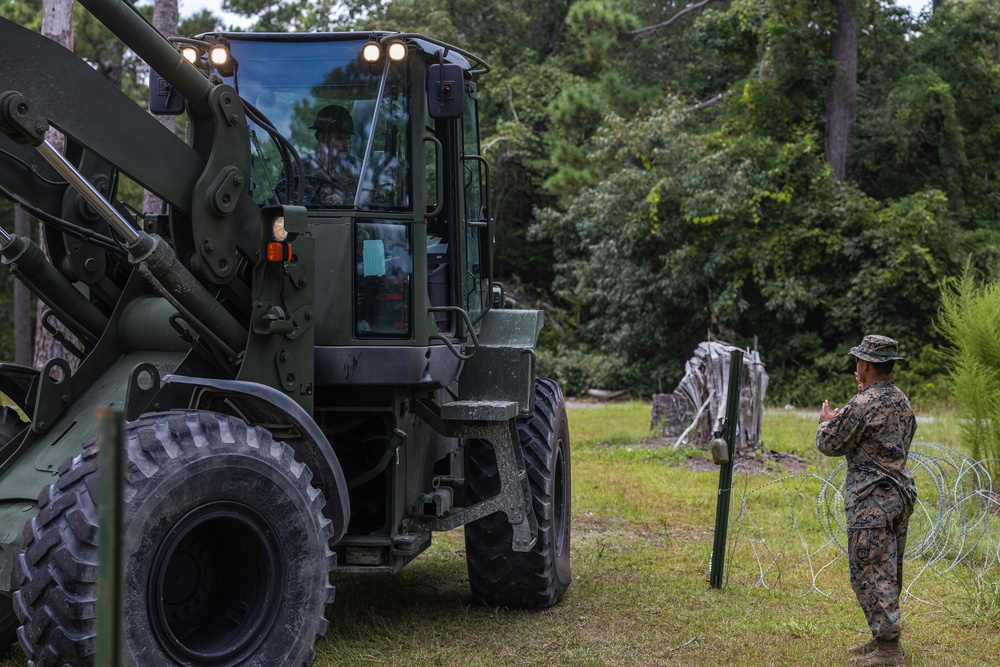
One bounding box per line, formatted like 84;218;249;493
223;36;411;211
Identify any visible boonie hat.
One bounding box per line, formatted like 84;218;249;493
849;335;906;363
309;105;355;134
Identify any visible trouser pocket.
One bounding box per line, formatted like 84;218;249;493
848;489;892;565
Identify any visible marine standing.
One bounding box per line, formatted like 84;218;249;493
817;335;917;667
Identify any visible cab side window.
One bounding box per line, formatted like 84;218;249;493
354;221;412;337
459;86;485;322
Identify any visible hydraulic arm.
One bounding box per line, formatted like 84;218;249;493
1;5;257;364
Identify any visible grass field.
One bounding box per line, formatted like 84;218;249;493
2;402;998;666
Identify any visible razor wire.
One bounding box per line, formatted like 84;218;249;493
722;442;1000;605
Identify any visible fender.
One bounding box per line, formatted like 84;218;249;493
161;374;352;541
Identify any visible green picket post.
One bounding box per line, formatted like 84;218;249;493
709;349;744;589
96;407;125;667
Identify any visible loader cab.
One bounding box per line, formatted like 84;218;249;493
215;33;491;355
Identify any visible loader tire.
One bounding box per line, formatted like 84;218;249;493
0;406;27;651
464;378;571;608
14;411;336;667
0;601;16;653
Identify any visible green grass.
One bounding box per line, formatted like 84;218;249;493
2;402;998;666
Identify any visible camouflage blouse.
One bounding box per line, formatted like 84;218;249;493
816;380;918;510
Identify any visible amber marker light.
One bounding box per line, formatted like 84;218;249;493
267;242;292;263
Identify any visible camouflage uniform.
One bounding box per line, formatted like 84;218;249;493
816;340;917;642
302;152;361;205
303;104;362;206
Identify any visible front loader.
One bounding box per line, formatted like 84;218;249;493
0;2;571;664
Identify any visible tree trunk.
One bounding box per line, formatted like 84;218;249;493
825;0;857;182
13;206;33;366
35;0;77;371
41;0;73;52
143;0;180;214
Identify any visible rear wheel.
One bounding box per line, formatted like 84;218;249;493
464;378;572;608
14;410;336;666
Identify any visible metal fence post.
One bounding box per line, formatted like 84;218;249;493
96;407;125;666
710;349;743;589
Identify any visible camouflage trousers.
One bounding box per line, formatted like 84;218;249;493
847;482;913;640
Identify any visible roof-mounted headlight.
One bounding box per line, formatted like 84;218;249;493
209;45;229;66
171;37;236;76
387;41;407;61
181;46;199;64
208;42;236;76
362;42;381;63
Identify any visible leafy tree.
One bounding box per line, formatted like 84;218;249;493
348;0;462;42
532;102;973;402
6;0;1000;409
478;1;723;289
224;0;349;32
0;0;41;26
853;1;1000;225
938;269;1000;477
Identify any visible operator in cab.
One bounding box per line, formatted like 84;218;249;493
303;104;361;206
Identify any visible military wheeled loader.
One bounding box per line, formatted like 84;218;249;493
0;2;571;664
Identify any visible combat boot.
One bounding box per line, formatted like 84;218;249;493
847;638;877;656
847;638;905;666
847;638;905;658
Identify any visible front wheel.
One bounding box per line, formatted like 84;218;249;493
14;411;336;667
465;378;572;608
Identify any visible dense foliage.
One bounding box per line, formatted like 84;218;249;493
938;270;1000;477
476;0;1000;405
3;0;1000;408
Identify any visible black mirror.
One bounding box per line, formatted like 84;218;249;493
148;69;185;115
427;63;464;119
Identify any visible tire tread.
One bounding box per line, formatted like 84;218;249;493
464;378;571;608
14;411;335;667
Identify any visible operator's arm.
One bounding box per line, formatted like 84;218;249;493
816;397;865;457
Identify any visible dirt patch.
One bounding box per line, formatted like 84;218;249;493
615;434;809;474
682;448;808;474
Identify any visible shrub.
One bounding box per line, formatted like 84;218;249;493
938;270;1000;476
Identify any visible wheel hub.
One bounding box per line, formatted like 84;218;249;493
148;502;284;666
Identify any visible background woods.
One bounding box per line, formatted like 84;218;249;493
2;0;999;407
